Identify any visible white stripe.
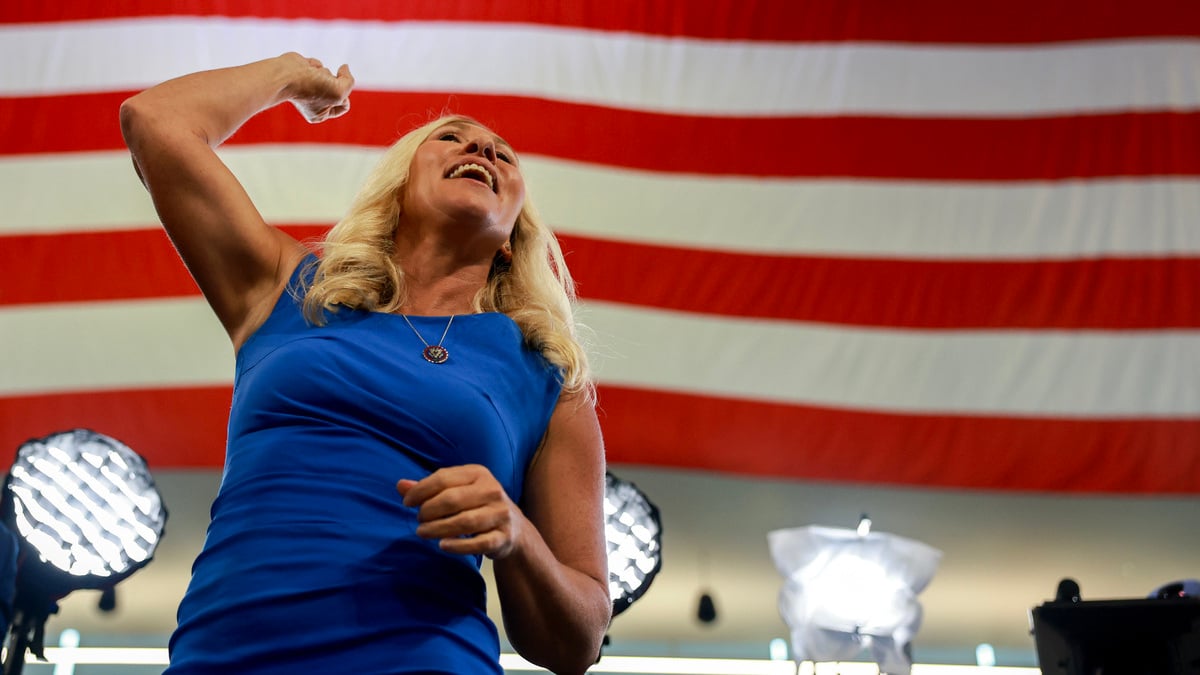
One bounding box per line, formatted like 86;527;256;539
0;149;366;233
4;150;1199;258
2;18;1199;115
4;298;1197;416
581;303;1200;417
1;299;232;395
0;153;164;232
535;165;1200;259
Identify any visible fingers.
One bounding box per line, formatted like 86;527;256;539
425;512;515;559
296;94;352;124
411;483;480;522
439;530;510;557
332;98;351;116
396;478;418;498
414;500;505;539
398;465;486;508
284;54;354;123
302;58;352;88
396;466;520;558
330;64;355;99
317;99;351;122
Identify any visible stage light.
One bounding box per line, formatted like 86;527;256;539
604;472;662;618
768;523;941;675
1;429;167;675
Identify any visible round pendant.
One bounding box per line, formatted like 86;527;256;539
422;345;449;364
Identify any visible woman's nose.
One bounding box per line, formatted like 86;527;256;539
465;137;496;163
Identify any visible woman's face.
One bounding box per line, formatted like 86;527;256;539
401;120;526;251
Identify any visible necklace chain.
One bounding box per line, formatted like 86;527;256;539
400;314;455;364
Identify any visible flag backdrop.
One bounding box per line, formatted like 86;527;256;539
2;2;1198;494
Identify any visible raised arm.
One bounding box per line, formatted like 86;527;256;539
119;53;354;349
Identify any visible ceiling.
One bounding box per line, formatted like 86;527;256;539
41;465;1200;667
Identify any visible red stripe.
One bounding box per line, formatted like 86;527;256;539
559;235;1200;329
0;387;231;470
2;385;1196;493
0;226;328;305
5;229;1199;330
3;0;1199;43
5;91;1200;180
596;386;1200;494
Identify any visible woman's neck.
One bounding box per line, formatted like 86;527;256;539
393;245;491;316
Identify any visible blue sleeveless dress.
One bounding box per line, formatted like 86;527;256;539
165;258;563;674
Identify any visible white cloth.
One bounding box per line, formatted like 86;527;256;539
768;525;942;674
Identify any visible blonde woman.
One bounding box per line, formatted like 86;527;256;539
120;53;609;675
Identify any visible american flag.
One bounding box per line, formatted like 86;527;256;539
2;1;1198;494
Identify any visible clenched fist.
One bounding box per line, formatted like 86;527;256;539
397;464;527;560
279;52;354;123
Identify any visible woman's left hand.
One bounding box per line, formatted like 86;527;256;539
397;465;524;559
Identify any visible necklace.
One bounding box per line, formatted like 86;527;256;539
400;314;455;364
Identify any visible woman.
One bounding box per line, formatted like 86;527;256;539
120;53;610;674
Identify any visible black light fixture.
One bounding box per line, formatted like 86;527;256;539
695;549;717;625
1;429;168;675
696;591;717;624
1031;578;1200;675
603;471;662;618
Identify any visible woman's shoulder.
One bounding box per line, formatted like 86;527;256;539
234;253;320;363
458;313;562;385
288;252;321;294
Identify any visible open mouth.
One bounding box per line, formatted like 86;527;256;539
446;162;497;192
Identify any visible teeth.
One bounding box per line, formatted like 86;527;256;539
448;163;495;190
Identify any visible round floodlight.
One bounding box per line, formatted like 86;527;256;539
3;429;167;592
604;472;662;618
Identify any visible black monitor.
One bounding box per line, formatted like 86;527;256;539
1031;597;1200;674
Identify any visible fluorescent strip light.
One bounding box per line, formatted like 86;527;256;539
503;653;797;674
911;669;1037;675
16;648;1041;674
32;648;169;665
801;666;1037;675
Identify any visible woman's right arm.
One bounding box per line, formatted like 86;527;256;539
119;53;354;349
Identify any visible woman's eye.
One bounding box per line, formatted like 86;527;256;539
497;151;513;164
439;133;459;142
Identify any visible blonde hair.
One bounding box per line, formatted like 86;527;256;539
302;115;591;394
